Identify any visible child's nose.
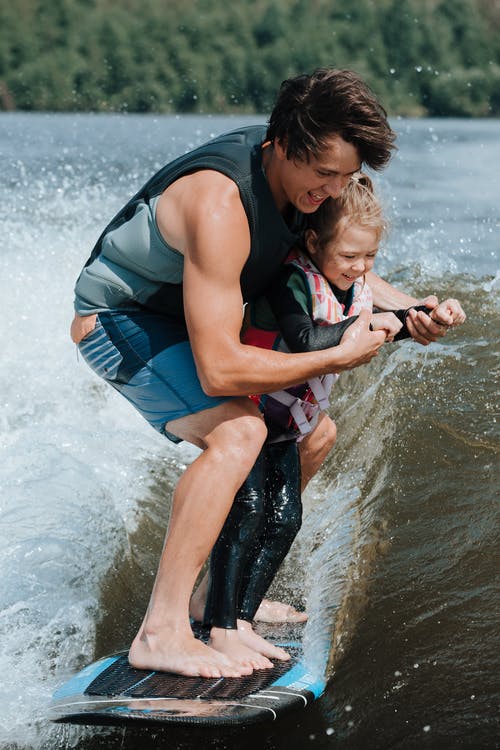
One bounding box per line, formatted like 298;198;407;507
352;259;366;273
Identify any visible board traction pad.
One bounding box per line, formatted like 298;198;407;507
85;646;301;701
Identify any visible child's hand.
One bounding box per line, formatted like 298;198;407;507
429;298;466;327
371;312;403;342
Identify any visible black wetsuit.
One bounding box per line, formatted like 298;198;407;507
204;439;301;628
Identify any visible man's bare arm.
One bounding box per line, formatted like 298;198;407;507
367;270;424;309
176;174;386;397
367;270;451;345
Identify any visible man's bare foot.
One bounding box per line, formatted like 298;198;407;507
209;627;273;671
237;620;291;661
254;600;308;623
189;575;307;625
128;625;248;678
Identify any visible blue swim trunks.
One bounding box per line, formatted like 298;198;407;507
77;310;232;443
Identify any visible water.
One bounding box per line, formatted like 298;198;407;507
0;114;498;750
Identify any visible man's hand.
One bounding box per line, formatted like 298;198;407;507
406;295;466;345
70;313;97;344
338;309;387;368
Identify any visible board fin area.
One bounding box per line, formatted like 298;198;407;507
49;624;325;727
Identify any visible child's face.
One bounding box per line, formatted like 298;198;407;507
307;223;379;290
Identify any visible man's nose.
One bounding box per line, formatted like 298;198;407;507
324;174;350;198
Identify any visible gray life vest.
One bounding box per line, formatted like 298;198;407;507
74;126;304;319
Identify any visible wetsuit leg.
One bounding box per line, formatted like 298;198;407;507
237;439;302;622
203;448;266;630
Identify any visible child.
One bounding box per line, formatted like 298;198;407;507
202;174;464;669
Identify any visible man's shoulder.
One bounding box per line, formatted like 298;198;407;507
178;170;246;220
166;124;267;201
208;124;267;149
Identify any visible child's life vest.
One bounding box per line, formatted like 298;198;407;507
243;249;373;441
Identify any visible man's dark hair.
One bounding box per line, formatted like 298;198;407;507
266;68;396;171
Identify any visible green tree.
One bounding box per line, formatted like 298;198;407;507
1;0;499;115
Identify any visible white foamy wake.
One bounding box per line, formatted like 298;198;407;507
0;191;180;748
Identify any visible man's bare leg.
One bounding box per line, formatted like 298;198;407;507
128;398;267;678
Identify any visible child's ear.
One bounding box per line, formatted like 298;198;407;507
304;229;319;257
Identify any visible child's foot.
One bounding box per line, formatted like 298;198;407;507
237;619;291;661
254;600;308;623
189;576;307;625
209;627;273;670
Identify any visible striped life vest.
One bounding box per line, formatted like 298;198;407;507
243;248;373;440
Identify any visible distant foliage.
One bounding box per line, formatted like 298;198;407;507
1;0;499;115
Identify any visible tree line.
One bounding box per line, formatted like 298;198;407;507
1;0;499;116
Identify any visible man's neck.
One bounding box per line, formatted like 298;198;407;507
262;143;289;216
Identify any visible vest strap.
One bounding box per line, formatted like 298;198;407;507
267;375;335;436
267;390;313;435
307;377;330;409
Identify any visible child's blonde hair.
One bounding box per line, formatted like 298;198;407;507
305;172;387;250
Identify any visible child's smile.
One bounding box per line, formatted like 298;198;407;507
307;223;379;290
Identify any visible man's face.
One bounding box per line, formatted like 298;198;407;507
274;135;361;214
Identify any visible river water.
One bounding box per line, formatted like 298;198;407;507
0;114;498;750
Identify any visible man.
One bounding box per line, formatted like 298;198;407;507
71;68;452;678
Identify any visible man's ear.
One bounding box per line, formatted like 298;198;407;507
274;138;288;161
304;229;319;257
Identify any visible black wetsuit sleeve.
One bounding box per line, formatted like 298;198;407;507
266;267;433;350
391;305;434;340
266;266;356;353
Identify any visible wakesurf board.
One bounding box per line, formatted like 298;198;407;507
49;622;325;727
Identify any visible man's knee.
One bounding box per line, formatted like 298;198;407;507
220;410;267;452
208;405;267;478
168;398;267;458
